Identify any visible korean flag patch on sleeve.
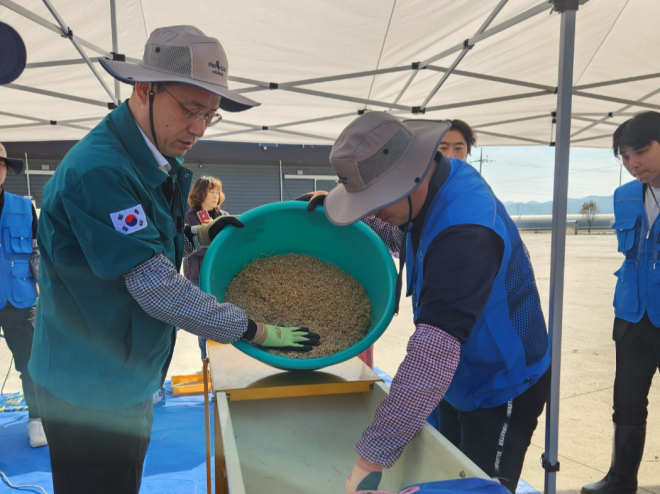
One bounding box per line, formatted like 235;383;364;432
110;204;148;234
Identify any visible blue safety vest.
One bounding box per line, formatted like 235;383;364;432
406;159;550;411
0;192;37;309
612;180;660;326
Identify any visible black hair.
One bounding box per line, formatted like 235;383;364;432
448;119;477;156
612;111;660;157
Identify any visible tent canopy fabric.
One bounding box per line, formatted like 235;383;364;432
0;0;657;147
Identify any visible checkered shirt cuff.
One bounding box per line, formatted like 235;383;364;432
356;324;461;467
123;254;248;343
183;233;196;257
363;216;403;258
29;240;40;284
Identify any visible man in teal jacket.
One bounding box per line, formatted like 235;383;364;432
29;26;319;494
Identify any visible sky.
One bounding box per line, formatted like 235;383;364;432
469;145;635;205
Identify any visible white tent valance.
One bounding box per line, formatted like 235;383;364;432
0;0;658;147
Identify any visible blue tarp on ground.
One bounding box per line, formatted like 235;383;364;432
0;382;212;494
0;368;539;494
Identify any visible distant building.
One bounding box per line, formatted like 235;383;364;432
2;141;335;213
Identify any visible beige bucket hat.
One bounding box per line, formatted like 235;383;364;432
324;112;451;226
99;25;259;112
0;143;24;175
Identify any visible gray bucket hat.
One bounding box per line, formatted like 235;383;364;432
99;25;259;112
0;143;24;175
324;112;451;226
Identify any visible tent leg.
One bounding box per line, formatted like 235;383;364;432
544;2;578;494
110;0;121;103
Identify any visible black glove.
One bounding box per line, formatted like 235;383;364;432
197;215;244;247
294;192;327;211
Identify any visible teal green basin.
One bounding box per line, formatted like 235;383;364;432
200;201;396;371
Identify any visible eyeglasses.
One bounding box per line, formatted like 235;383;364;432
161;85;223;127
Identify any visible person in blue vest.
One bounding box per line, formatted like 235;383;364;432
0;144;47;448
305;112;550;493
28;26;319;494
582;111;660;494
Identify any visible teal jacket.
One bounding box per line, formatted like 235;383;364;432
29;102;193;410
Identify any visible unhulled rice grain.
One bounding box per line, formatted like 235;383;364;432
224;254;371;359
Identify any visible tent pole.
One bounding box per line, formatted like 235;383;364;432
205;126;334;142
424;90;550;112
428;65;555;91
420;0;509;109
465;129;547;146
0;0;111;57
472;114;549;129
572;86;660;138
3;83;108;107
544;2;579;494
420;1;551;67
110;0;121;103
575;72;660;91
41;0;117;105
24;153;31;200
573;90;660;111
0;110;94;132
571;133;614;145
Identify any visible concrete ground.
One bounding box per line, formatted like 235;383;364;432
1;233;659;493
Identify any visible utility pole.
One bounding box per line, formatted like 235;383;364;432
473;148;492;174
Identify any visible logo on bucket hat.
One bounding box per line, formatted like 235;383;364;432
323;112;451;227
208;60;226;76
99;25;259;113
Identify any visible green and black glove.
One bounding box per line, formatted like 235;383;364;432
251;323;321;352
196;215;244;247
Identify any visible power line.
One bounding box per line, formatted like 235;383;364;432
470;148;493;174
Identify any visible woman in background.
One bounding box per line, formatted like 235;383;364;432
184;176;228;360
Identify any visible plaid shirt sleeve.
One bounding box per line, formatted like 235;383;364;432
183;234;195;258
362;216;403;257
356;324;461;467
123;253;248;343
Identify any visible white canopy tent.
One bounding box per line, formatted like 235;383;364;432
0;0;657;147
1;2;659;494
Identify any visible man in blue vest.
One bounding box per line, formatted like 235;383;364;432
0;144;46;448
29;26;319;494
307;112;551;493
582;111;660;494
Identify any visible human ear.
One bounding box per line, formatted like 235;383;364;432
134;82;151;105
